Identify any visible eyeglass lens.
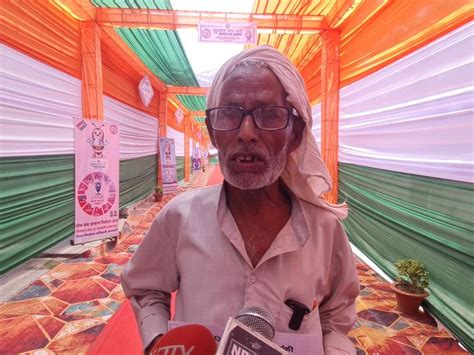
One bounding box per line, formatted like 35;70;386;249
209;106;289;130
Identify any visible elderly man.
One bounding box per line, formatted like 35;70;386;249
121;45;359;354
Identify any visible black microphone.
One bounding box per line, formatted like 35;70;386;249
216;306;288;355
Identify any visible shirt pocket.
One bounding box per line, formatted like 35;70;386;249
276;301;323;335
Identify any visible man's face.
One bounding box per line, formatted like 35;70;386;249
206;65;303;190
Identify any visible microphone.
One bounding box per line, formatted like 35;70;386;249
150;324;217;355
216;306;288;355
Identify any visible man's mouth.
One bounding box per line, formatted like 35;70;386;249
235;155;260;163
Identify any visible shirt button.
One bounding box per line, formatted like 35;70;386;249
249;276;256;284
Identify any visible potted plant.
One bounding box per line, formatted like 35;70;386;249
154;185;164;202
391;258;430;313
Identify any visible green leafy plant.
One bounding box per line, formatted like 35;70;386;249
395;258;429;294
154;185;164;202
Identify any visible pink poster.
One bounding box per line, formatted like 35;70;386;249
74;119;120;244
159;137;177;194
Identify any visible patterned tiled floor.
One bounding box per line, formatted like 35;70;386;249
0;166;468;354
350;263;466;354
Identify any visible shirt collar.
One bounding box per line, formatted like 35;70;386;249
216;182;311;268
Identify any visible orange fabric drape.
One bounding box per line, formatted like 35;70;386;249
158;93;168;138
184;116;191;181
304;0;473;102
1;0;165;120
81;21;104;120
101;29;160;118
1;1;82;78
320;30;340;204
166;101;185;132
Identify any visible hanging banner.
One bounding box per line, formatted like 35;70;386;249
74;118;120;244
159;137;178;194
192;146;201;171
139;75;154;107
198;22;257;44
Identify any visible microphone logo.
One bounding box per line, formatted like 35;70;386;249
156;345;196;355
228;339;257;355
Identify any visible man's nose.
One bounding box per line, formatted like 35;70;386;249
237;113;258;142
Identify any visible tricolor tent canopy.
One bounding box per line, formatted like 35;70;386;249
0;0;472;350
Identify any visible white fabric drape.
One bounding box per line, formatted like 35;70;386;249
167;126;185;156
312;22;474;183
104;96;158;160
0;44;81;157
189;138;194;157
0;45;160;161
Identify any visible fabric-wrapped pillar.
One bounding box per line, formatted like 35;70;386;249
321;29;340;204
158;93;168;138
184;115;191;181
80;21;103;120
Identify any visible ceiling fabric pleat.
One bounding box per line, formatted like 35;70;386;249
92;0;171;10
176;95;207;112
92;0;200;87
115;28;200;86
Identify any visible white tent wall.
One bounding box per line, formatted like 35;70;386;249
0;44;160;272
312;22;473;183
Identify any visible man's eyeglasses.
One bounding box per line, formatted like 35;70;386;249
206;106;299;131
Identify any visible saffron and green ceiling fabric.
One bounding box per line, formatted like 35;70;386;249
176;95;206;111
92;0;171;10
193;116;206;123
92;0;200;87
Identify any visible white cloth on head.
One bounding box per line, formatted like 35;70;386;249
207;45;348;219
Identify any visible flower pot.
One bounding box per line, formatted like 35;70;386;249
154;193;163;202
391;282;429;314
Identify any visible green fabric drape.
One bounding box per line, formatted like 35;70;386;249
0;155;157;274
119;154;157;207
177;95;207;111
92;0;171;9
194;116;206;123
176;156;184;182
0;156;75;274
339;163;474;350
115;28;199;87
94;0;199;87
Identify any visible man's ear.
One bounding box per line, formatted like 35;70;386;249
205;116;217;147
287;117;305;153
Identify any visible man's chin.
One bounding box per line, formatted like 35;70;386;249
223;171;275;190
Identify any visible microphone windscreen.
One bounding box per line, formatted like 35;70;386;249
151;324;217;355
235;306;275;340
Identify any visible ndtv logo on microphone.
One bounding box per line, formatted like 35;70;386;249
156;345;195;355
225;340;257;355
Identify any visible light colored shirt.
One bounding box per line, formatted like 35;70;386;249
121;184;359;354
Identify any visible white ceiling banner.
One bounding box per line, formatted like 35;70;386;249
198;22;257;44
167;126;185;156
312;22;474;183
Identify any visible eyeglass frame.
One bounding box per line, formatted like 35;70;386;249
205;105;300;131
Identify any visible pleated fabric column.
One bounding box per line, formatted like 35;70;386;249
80;21;103;120
184;115;191;181
320;30;340;204
157;93;168;187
